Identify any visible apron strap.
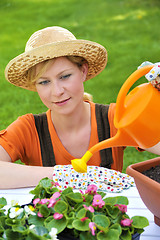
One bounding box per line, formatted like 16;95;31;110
95;103;113;168
33;113;56;166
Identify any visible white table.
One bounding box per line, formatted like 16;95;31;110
0;186;160;239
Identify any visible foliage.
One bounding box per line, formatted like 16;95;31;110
0;178;149;239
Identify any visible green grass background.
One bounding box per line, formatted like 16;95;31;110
0;0;160;172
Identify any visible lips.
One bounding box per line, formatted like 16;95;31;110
54;97;71;106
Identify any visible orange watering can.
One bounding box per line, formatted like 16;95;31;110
71;65;160;172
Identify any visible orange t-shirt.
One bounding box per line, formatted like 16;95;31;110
0;102;124;171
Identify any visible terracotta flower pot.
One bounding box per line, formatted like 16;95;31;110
126;157;160;226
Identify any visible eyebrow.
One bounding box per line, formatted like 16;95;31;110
38;76;49;80
57;68;73;76
38;68;73;80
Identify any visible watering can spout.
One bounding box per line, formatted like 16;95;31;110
71;151;93;173
71;130;138;173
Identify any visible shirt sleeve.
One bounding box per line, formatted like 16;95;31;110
0;114;39;164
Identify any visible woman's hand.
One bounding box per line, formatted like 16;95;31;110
138;61;160;90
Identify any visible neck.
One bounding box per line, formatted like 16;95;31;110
51;101;90;133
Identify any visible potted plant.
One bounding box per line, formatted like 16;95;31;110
0;178;149;240
126;157;160;226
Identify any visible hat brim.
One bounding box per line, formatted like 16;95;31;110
5;40;107;91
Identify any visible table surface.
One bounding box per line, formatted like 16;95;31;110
0;186;160;239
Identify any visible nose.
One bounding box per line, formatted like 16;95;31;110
51;80;64;96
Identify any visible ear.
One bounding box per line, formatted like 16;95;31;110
81;63;88;82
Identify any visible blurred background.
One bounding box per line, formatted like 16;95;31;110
0;0;160;171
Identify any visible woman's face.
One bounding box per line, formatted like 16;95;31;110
35;57;88;115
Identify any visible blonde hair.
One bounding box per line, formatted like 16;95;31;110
27;56;93;101
83;92;93;101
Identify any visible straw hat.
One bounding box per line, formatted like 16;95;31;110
5;26;107;91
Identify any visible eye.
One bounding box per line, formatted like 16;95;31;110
37;79;50;85
60;74;72;80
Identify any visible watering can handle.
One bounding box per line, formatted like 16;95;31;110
114;65;154;126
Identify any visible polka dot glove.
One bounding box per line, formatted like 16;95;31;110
53;165;135;193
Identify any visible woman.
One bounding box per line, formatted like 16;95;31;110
0;26;159;189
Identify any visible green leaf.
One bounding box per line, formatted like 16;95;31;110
76;208;87;219
110;223;122;234
84;194;93;204
93;215;110;231
0;209;5;217
0;225;4;234
80;231;96;240
86;210;94;220
0;197;7;209
54;200;68;214
26;231;46;240
72;219;90;231
61;187;73;195
97;229;120;240
0;216;7;228
66;216;75;229
30;177;59;198
39;178;52;188
104;197;117;205
135;228;144;234
39;204;50;218
104;196;128;205
120;230;132;240
74;202;85;212
131;216;149;228
45;216;67;234
64;212;75;229
5;229;25;240
115;196;129;205
12;225;28;234
5;218;21;226
104;204;120;219
28;215;45;226
68;211;75;218
66;192;84;203
30;226;49;236
44;216;53;225
14;160;25;165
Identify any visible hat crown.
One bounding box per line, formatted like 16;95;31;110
6;26;107;91
25;26;76;52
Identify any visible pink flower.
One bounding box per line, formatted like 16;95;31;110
121;218;133;227
83;205;94;213
92;194;105;208
33;198;40;206
51;192;61;199
81;217;89;222
51;181;60;187
53;213;63;220
48;192;61;208
89;222;96;236
85;185;98;195
39;198;49;205
79;189;84;194
48;198;57;208
37;212;43;218
82;196;86;202
115;204;127;213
